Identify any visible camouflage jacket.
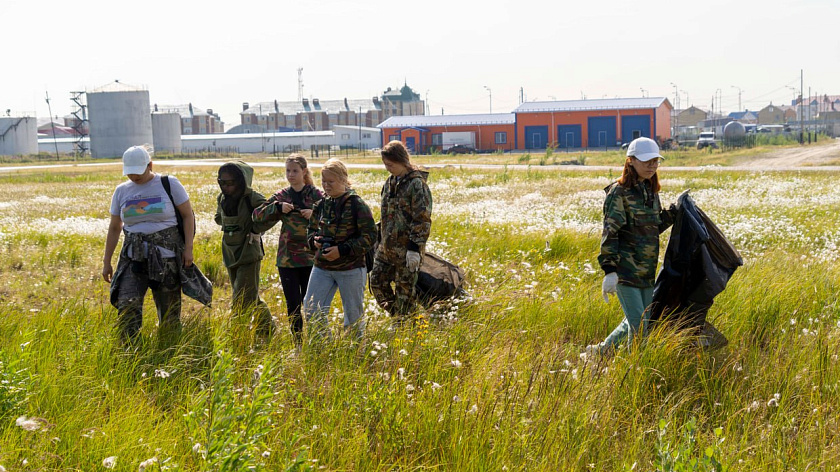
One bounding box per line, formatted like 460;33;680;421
253;184;324;268
307;189;377;271
598;180;676;288
377;169;432;263
214;161;276;269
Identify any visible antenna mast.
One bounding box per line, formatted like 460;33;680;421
297;68;304;102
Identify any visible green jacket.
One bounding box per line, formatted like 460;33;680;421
598;180;675;288
214;161;276;268
377;168;432;262
307;189;377;271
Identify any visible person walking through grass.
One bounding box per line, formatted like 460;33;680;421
252;154;324;346
103;145;206;343
585;137;677;356
370;140;433;324
214;160;276;336
304;158;377;341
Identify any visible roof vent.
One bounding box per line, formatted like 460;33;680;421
302;98;309;107
242;102;249;112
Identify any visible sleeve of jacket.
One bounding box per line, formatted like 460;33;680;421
407;178;432;253
597;188;627;274
306;199;324;250
338;197;377;257
658;198;677;234
252;191;283;224
214;194;223;226
248;191;276;233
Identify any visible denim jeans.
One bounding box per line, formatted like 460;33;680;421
600;284;654;351
303;266;367;340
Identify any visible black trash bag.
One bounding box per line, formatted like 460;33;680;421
649;192;742;337
415;252;467;308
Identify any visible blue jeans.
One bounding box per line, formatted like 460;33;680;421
303;266;367;340
600;284;654;350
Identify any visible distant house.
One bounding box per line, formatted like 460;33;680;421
676;106;708;127
728;110;758;124
758;104;786;124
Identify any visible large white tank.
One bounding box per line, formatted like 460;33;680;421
87;82;153;158
0;116;38;156
723;121;746;139
152;112;182;154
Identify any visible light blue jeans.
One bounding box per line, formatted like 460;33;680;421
303;266;367;340
600;284;654;351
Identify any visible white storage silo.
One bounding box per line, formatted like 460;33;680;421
87;81;153;158
0;116;38;156
152;112;183;154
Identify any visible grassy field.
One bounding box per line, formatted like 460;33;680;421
1;162;839;471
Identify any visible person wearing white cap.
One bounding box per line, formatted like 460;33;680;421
585;137;678;356
102;145;199;343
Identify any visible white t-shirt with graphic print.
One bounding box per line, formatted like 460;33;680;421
110;174;189;258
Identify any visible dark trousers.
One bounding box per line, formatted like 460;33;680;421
278;266;313;343
370;258;419;318
116;258;182;342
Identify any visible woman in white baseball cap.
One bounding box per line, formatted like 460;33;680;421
102;144;203;343
586;137;677;356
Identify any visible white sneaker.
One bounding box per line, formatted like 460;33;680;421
582;344;602;359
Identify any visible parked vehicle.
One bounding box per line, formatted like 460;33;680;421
697;131;718;149
445;144;476;154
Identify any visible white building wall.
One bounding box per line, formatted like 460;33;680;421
0;117;38;156
152;113;183;154
87;90;153;158
332;125;382;149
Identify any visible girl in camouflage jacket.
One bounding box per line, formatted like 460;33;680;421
370;140;433;322
252;154;324;345
304;159;377;340
587;138;677;356
215;161;277;335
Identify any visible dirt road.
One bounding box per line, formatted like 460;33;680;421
737;138;840;168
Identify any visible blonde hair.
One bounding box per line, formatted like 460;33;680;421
286;153;313;186
321;158;351;188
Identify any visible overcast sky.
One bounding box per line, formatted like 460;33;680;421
3;0;838;125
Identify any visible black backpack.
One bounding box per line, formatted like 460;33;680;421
334;194;375;272
161;175;195;242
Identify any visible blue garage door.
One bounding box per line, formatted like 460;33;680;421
621;115;652;145
524;126;548;150
557;125;582;148
587;117;617;148
405;136;416;153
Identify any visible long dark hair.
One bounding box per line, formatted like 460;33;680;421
380;140;416;171
286;153;314;186
617;157;661;193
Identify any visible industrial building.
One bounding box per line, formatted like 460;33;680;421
154;103;224;134
87;81;153;159
378;97;672;152
378;114;515;153
241;83;425;132
0;116;38;156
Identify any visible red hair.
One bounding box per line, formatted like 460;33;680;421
617;157;661;193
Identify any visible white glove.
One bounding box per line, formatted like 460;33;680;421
406;251;421;272
601;273;618;302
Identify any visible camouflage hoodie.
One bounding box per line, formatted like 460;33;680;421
307;189;377;271
377;168;432;262
214;161;275;268
598;180;676;288
253;184;324;268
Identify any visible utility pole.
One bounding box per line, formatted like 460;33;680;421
483;86;492;113
670;82;679;137
731;85;743;111
800;69;804;143
297;68;304;103
359;105;362;152
519;87;524;104
44;91;60;160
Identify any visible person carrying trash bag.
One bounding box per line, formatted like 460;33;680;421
370;140;433;324
647;191;743;350
104;145;212;344
585;137;679;357
214;161;277;336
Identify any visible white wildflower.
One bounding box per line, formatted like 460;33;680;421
451;359;462;368
102;456;117;469
397;368;405;380
378;372;390;381
262;450;271;458
399;349;408;356
154;369;170;379
767;393;781;408
453;395;461;403
431;382;442;391
192;443;202;454
15;416;40;432
405;384;415;393
138;457;158;472
468;404;478;415
369;350;378;357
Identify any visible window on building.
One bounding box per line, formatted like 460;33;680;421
495;132;507;144
432;134;443;145
389;134;399;142
363;133;371;138
341;133;351;139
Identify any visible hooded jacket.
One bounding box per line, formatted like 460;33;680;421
253;184;324;268
214;161;276;268
377;168;432;261
649;192;743;328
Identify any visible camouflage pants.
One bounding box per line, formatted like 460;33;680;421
370;257;419;318
116;257;182;342
228;261;273;334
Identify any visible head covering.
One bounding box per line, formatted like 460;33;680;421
122;146;151;175
626;137;662;162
